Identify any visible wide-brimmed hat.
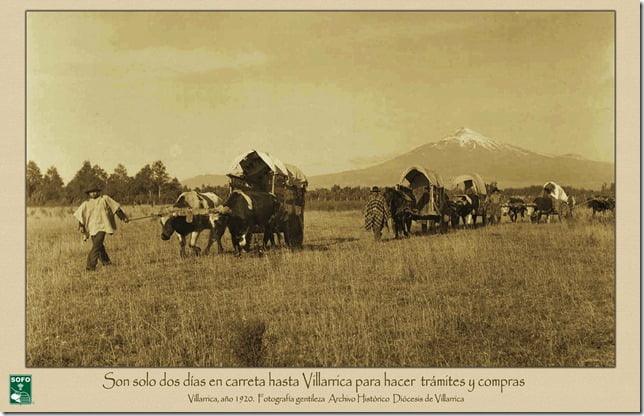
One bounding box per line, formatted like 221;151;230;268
85;184;102;194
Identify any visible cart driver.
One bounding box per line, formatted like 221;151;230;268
464;180;476;196
543;183;558;213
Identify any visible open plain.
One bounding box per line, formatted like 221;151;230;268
26;206;614;368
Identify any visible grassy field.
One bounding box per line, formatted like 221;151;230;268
26;206;615;367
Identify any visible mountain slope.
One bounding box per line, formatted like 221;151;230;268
309;128;614;189
181;174;229;189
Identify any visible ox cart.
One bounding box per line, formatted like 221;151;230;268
527;181;572;223
227;150;307;247
543;181;572;218
399;166;448;233
449;173;488;226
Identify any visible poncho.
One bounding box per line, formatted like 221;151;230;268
73;195;122;236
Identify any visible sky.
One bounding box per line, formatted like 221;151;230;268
27;11;614;183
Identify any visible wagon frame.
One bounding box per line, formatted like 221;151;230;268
227;150;307;247
450;172;488;226
399;166;449;232
527;181;572;223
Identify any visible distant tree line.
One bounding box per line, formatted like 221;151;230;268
26;160;187;206
26;160;377;207
191;184;231;201
304;183;616;205
26;159;615;207
306;185;373;202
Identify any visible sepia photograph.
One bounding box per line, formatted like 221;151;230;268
25;10;617;369
5;2;639;412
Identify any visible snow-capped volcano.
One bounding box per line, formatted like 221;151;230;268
435;127;504;151
308;127;614;189
432;127;533;155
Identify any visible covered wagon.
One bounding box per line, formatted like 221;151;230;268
527;181;571;222
398;166;448;232
543;181;568;206
227;150;307;247
449;172;488;225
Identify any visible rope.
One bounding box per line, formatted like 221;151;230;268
127;207;219;222
575;198;594;206
127;205;227;223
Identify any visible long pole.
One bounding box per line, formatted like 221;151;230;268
127;214;160;222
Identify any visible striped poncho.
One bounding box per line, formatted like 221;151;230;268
363;194;391;232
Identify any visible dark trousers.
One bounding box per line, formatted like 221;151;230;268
86;232;111;270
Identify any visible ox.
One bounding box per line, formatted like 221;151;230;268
160;191;224;257
383;186;415;238
262;207;287;247
448;194;480;228
507;197;527;222
588;197;615;215
211;190;280;256
530;196;560;223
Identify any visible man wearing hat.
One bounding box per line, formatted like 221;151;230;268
73;184;129;271
486;186;503;224
364;185;390;241
542;183;559;214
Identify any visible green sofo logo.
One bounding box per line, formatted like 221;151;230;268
9;375;32;405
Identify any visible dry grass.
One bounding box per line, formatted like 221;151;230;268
26;206;614;367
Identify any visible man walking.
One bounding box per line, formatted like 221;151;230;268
363;186;390;241
74;184;129;271
486;187;503;224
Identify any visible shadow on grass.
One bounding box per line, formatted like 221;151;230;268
231;319;267;367
303;237;360;251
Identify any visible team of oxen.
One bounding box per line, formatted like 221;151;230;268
364;171;500;240
156;176;615;255
158;150;307;257
365;178;616;241
366;183;493;240
159;190;282;257
502;193;615;223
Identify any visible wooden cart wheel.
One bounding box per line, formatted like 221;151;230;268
286;213;304;248
560;202;570;219
293;217;304;247
439;214;448;234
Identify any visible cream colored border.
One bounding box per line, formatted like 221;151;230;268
2;0;639;413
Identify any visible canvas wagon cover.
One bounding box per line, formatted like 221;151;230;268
450;173;487;195
228;150;287;179
228;150;307;189
543;181;568;202
399;166;444;189
399;166;444;217
284;163;308;188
